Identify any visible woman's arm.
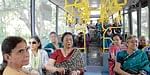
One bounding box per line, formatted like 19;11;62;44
109;45;117;60
44;59;64;73
140;51;150;72
114;62;131;75
41;50;49;69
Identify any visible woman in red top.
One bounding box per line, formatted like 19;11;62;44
45;32;84;75
109;34;127;75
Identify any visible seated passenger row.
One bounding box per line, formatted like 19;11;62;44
109;34;150;75
0;32;84;75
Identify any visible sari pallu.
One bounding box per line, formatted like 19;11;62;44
117;50;150;74
54;49;84;75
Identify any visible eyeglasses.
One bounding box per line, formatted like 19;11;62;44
29;41;37;44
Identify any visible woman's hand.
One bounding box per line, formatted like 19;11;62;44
71;70;80;75
111;53;116;60
30;70;40;75
56;67;65;73
114;62;132;75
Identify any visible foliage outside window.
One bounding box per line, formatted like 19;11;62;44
132;11;137;36
141;7;148;40
35;0;56;46
125;14;129;33
0;0;31;64
58;8;66;35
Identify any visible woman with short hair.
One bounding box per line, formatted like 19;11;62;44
114;35;150;75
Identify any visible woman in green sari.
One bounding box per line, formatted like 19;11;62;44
114;35;150;75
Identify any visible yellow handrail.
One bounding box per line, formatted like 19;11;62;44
99;0;127;25
64;0;90;24
102;27;123;52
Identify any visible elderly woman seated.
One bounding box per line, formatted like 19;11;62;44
114;35;150;75
45;32;84;75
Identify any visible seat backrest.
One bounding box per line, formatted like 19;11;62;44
102;53;109;72
43;48;54;57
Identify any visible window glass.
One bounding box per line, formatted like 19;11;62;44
141;7;148;40
58;8;66;35
124;14;129;33
0;0;31;64
35;0;56;46
132;11;137;36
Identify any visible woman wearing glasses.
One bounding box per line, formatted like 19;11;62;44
26;36;49;75
0;36;29;75
114;35;150;75
45;32;84;75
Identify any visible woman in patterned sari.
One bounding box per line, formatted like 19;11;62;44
114;35;150;75
45;32;84;75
